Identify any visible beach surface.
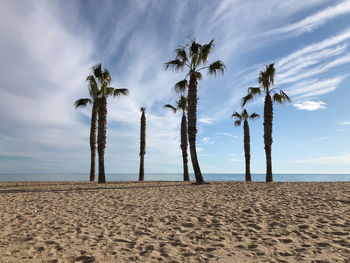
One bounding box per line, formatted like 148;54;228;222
0;181;349;262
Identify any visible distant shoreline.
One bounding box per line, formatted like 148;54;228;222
0;173;349;182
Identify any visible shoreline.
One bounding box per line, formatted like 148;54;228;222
0;181;349;262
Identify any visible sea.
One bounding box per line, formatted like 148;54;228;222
0;173;349;182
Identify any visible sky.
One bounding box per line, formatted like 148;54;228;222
0;0;350;176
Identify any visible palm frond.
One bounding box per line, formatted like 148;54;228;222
174;79;188;93
208;60;226;76
103;69;111;84
249;112;260;119
273;90;291;104
164;59;185;71
164;104;177;113
200;39;214;63
189;39;201;58
247;87;261;96
258;63;275;91
234;120;242;127
280;90;291;102
241;93;254;107
231;111;242;120
241;109;248;119
175;47;187;63
74;98;92;109
92;64;102;80
265;63;275;86
140;107;146;112
194;71;202;80
177;95;187;112
106;87;115;97
86;75;99;99
114;88;129;97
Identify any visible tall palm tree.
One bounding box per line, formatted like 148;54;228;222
164;95;190;181
165;38;226;184
74;77;99;182
232;109;259;182
89;64;129;183
139;107;146;181
242;63;291;182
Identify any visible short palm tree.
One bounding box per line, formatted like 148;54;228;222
89;64;129;183
139;107;146;181
164;95;190;182
242;63;291;182
232;109;259;182
74;78;99;182
165;38;226;184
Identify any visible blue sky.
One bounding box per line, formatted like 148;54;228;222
0;0;350;175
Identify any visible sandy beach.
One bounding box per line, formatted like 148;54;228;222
0;181;349;262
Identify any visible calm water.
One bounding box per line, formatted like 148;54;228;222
0;173;349;182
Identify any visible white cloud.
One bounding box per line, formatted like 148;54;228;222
198;117;215;124
339;121;350;125
293;101;326;111
201;137;211;145
215;132;232;136
312;136;329;142
290;153;350;165
266;1;350;36
278;27;350;67
196;147;204;153
229;157;243;162
286;75;347;99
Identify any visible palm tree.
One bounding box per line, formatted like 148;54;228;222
164;95;190;181
89;64;129;183
139;107;146;181
232;109;259;182
165;38;226;184
74;77;99;182
242;63;291;182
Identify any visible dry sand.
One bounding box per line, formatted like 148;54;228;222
0;181;349;262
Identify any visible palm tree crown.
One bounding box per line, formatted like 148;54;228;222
241;63;291;107
165;39;226;88
232;109;260;127
164;95;187;114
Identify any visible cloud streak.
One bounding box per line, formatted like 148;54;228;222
266;1;350;36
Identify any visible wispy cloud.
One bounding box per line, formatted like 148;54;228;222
198;118;215;124
293;101;326;111
312;136;329;142
215;132;232;136
266;1;350;36
229;157;243;162
339;121;350;125
286;75;347;100
278;27;350;67
290;153;350;165
201;137;212;145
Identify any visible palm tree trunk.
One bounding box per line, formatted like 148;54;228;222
97;97;107;183
187;73;204;184
243;119;251;182
89;103;98;182
139;110;146;181
181;113;189;181
264;94;273;182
